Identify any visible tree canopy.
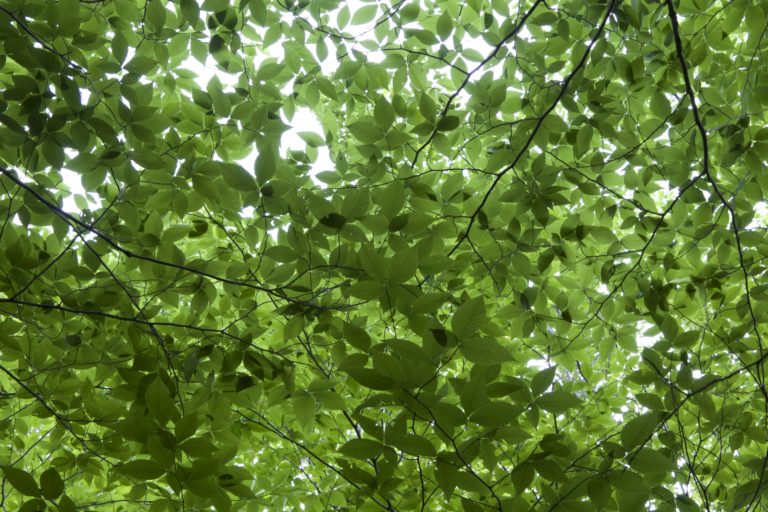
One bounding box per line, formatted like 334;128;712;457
1;0;768;510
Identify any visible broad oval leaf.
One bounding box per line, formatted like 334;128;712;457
39;468;64;500
338;439;383;460
531;366;557;396
452;297;486;340
536;391;582;414
349;121;385;143
118;460;165;481
390;434;437;457
621;413;660;450
1;466;41;497
461;336;513;365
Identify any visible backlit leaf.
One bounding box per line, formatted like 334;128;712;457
461;336;514;365
621;413;659;450
1;466;40;497
118;460;164;481
0;1;762;510
452;297;486;340
338;439;383;459
349;121;384;143
221;163;259;191
536;391;582;414
531;366;556;396
39;468;64;500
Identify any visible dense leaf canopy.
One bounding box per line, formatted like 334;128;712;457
1;0;768;510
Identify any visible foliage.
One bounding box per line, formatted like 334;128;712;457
0;0;767;510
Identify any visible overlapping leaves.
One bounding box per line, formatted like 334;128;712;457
0;0;767;511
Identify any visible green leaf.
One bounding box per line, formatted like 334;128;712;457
399;2;419;22
255;147;276;184
174;414;198;442
677;494;702;512
531;366;556;396
374;97;395;130
1;466;41;497
292;393;316;428
125;56;157;75
351;5;377;25
39;468;64;500
1;2;763;509
298;131;325;147
180;0;200;24
118;459;165;480
338;439;383;459
343;322;372;351
58;0;80;36
410;29;438;46
256;62;284;82
316;390;346;410
346;280;384;300
349;121;384;143
146;0;166;32
387;247;418;284
621;413;659;450
630;448;675;474
112;31;128;64
319;213;347;230
436;116;459;132
575;125;592;156
146;377;176;426
536;391;582;414
345;367;395;390
436;11;453;40
452;297;486;340
221;163;259;191
534;458;566;483
461;337;514;365
41;139;64;169
390;434;437;456
377;180;406;219
650;91;671;118
419;94;437;120
587;478;612;509
470;402;520;428
209;34;226;54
